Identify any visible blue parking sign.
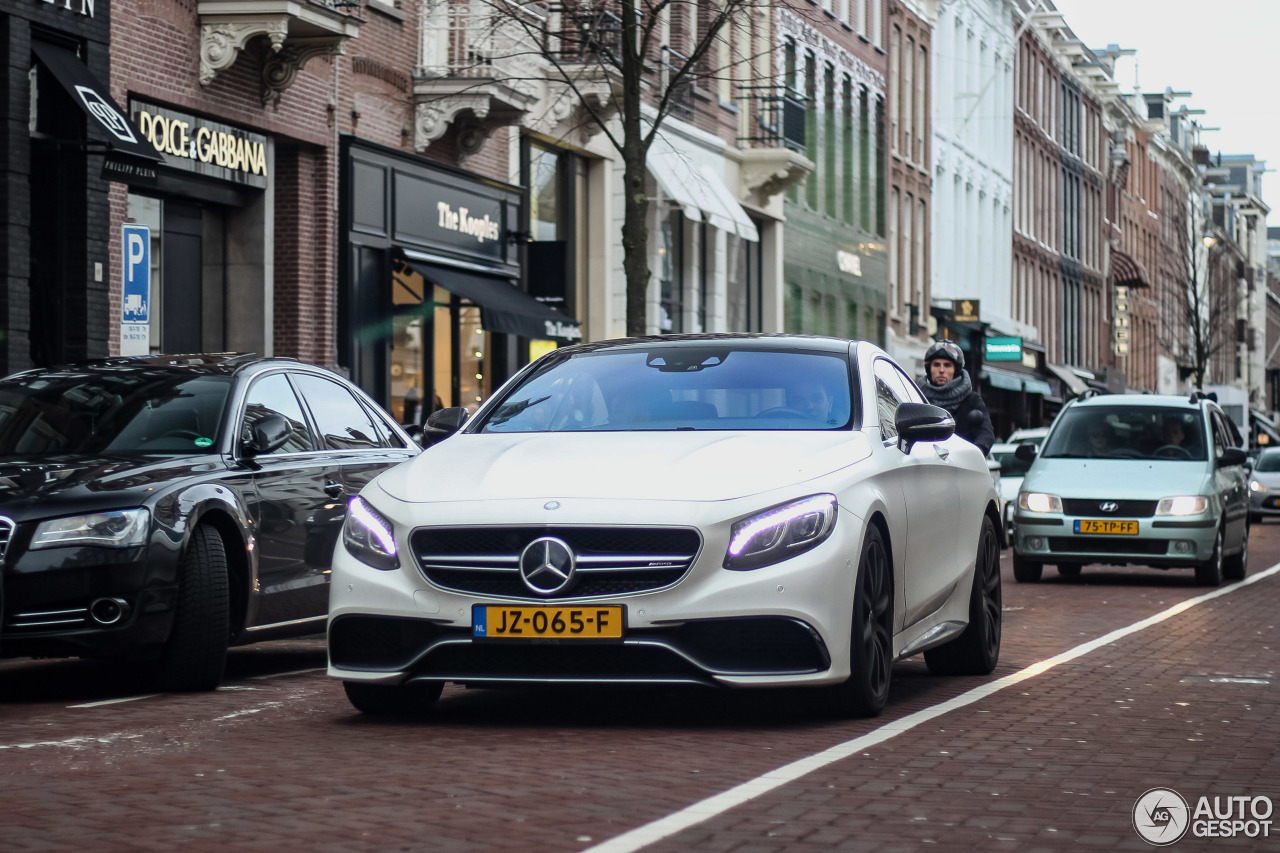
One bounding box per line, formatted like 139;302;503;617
122;224;150;324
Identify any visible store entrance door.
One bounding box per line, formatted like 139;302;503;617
161;201;203;354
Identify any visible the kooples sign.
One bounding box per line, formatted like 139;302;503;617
34;0;95;17
130;100;268;189
437;202;500;244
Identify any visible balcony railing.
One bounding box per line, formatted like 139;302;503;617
737;86;807;152
660;46;694;122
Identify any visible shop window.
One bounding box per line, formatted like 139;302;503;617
659;211;684;333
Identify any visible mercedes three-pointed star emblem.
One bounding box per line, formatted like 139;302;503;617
518;536;577;596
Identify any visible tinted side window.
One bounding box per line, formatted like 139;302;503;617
293;374;383;450
357;397;407;449
242;374;316;454
872;359;912;441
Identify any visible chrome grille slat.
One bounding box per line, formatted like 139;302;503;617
0;515;14;563
411;526;702;599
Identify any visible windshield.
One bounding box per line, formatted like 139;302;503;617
1039;406;1207;461
477;347;854;433
1255;451;1280;472
0;371;232;457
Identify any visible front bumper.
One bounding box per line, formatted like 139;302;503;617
1013;511;1218;567
2;542;181;658
1249;491;1280;516
327;496;864;690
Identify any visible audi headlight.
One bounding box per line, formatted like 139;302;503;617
30;508;149;550
1018;492;1062;514
1156;496;1209;516
1250;480;1267;493
724;494;837;571
342;496;399;570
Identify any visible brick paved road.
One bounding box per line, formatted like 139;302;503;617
2;526;1278;852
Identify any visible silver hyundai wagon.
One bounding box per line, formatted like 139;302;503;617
1011;393;1249;586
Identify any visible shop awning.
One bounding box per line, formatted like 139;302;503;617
397;249;581;343
31;42;164;170
647;151;759;242
1110;248;1150;289
984;367;1053;396
1046;362;1091;397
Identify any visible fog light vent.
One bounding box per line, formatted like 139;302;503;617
1173;540;1194;554
1027;536;1045;551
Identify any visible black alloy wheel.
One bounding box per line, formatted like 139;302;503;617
831;525;893;717
925;515;1002;676
1194;527;1224;587
157;523;231;691
344;680;444;715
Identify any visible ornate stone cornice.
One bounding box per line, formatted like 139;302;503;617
201;19;288;86
413;78;538;162
738;147;815;202
262;37;346;107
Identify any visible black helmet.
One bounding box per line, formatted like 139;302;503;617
924;340;965;370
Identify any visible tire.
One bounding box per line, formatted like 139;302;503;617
1057;564;1082;579
1224;519;1249;581
157;524;230;692
1249;512;1262;524
1012;552;1043;583
925;515;1001;676
1194;527;1224;587
343;680;443;715
829;525;893;718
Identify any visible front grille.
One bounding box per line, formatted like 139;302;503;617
1062;499;1159;518
418;642;708;683
1049;537;1169;555
412;526;702;599
328;615;444;670
0;516;14;563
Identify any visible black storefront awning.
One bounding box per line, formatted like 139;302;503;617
31;41;164;181
398;249;581;343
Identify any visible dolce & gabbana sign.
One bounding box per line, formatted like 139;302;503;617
130;100;268;189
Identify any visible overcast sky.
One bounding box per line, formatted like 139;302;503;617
1051;0;1277;223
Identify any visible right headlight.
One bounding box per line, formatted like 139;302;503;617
1250;479;1267;493
342;496;399;571
724;494;837;571
1018;492;1063;513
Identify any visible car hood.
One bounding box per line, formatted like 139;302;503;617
1022;457;1210;499
378;431;874;503
0;455;221;509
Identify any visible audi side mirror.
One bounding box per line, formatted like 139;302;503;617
243;413;291;457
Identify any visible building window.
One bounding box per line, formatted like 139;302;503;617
658;210;684;333
875;95;886;236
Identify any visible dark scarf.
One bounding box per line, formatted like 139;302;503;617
917;368;972;411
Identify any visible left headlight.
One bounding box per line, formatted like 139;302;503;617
1250;479;1267;493
342;495;400;571
30;508;150;550
1156;495;1209;516
724;494;837;571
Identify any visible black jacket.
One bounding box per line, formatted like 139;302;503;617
949;390;996;456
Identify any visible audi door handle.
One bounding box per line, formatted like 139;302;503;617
324;480;345;498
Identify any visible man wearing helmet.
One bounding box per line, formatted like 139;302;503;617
916;340;995;456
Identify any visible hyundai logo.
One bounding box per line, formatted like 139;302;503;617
1099;501;1119;513
518;536;576;596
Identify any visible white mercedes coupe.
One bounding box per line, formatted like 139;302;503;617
328;335;1003;717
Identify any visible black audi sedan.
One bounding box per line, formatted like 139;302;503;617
0;354;418;690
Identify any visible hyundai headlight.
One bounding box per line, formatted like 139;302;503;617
1018;492;1062;514
724;494;837;571
1156;496;1209;516
30;508;150;550
342;496;399;570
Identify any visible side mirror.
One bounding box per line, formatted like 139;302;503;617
423;406;469;445
1014;442;1037;463
1217;447;1248;468
243;413;291;457
895;402;954;453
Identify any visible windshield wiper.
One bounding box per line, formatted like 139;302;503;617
487;395;552;426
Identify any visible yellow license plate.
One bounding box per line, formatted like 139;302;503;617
1075;519;1139;535
472;605;624;639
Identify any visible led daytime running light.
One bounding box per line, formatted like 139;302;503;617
349;496;396;556
728;495;835;556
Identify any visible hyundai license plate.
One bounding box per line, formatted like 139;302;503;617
473;605;624;639
1075;519;1139;535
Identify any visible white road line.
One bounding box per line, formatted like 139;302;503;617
69;694;162;708
582;560;1280;853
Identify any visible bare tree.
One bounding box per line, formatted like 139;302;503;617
1177;202;1240;390
420;0;800;336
